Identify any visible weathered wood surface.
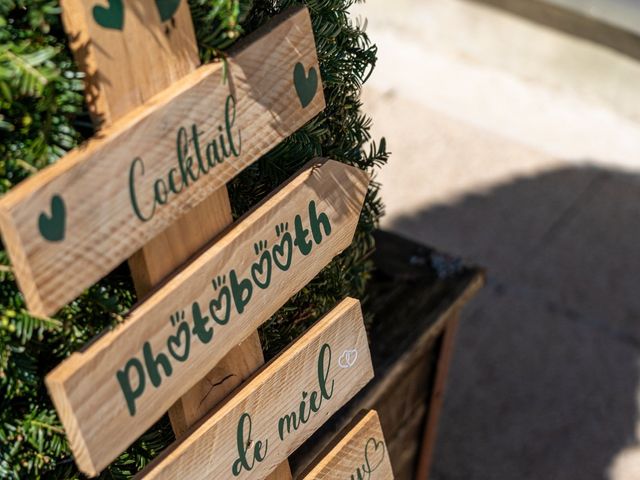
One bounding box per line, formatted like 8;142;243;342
137;297;373;480
0;6;324;316
60;0;199;126
289;231;485;479
300;410;394;480
45;159;369;476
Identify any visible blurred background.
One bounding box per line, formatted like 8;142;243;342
350;0;640;478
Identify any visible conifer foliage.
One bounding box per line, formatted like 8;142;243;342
0;0;387;477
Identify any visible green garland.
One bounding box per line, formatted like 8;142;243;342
0;0;388;477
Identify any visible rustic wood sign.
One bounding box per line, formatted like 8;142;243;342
301;410;394;480
61;0;199;125
45;159;369;476
137;297;373;480
0;6;324;316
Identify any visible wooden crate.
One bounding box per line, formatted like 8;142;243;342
291;230;484;479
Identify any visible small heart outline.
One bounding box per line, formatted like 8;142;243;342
364;436;386;472
338;348;358;369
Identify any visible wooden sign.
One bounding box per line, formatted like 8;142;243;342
138;297;373;479
301;410;394;480
45;159;369;476
60;0;199;125
0;6;324;316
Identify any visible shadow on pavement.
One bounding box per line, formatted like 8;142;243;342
387;164;640;480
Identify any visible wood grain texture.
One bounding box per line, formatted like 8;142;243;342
0;6;324;316
167;330;264;438
45;159;369;476
301;410;394;480
137;297;373;480
60;0;199;126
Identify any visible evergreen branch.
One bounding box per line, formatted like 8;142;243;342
29;420;64;435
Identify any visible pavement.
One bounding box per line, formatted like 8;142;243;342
350;0;640;478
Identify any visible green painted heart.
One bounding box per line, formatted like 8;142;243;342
293;62;318;108
38;195;66;242
251;250;272;289
155;0;181;21
273;232;293;271
209;288;231;325
92;0;124;31
364;437;386;472
167;322;190;362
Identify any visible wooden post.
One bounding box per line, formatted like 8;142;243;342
59;1;289;476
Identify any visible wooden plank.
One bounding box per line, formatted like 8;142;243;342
0;6;324;317
137;297;373;479
129;187;268;447
45;159;369;476
59;0;199;126
415;313;461;480
301;410;394;480
167;330;263;436
386;402;427;480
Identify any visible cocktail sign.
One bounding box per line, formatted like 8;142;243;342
0;6;324;316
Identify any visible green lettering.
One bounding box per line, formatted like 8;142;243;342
177;126;199;185
232;413;267;476
168;167;182;194
153;178;169;205
116;358;145;416
278;411;300;441
294;214;313;255
143;341;173;387
309;200;331;244
318;343;334;401
129;156;155;222
225;94;241;157
191;124;209;175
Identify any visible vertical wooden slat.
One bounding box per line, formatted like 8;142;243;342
415;313;461;479
60;1;288;477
